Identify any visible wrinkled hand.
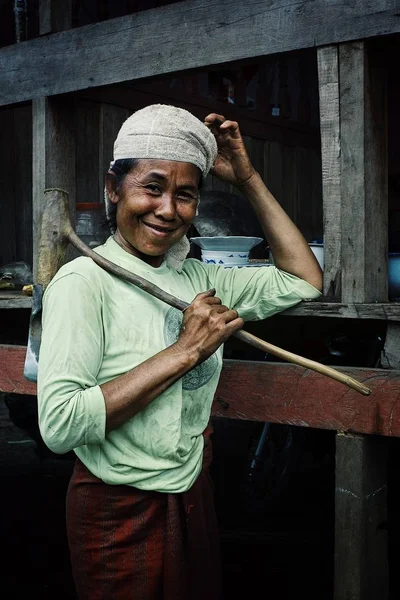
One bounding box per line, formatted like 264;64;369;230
177;289;244;364
204;113;256;187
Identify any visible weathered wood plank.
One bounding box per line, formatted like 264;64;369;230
334;433;388;600
295;146;314;242
39;0;52;36
213;360;400;437
32;96;76;279
0;345;37;395
76;100;101;204
364;41;388;302
4;347;400;437
1;0;399;106
99;103;131;201
39;0;73;35
381;322;400;369
0;104;32;268
282;301;400;320
0;292;31;309
0;108;16;265
2;294;400;320
317;45;341;298
14;104;33;268
339;41;388;302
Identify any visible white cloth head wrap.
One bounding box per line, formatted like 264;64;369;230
105;104;218;271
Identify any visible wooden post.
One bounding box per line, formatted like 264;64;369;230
339;41;388;303
335;433;388;600
318;41;388;301
319;40;389;598
32;96;76;280
317;45;341;299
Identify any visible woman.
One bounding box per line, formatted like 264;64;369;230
37;104;322;600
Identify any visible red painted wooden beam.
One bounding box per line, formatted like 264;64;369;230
0;345;36;396
0;345;37;395
214;361;400;437
2;345;400;437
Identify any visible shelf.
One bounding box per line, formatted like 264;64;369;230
282;301;400;321
1;292;400;321
0;291;31;309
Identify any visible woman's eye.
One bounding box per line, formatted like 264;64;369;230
177;192;196;201
146;184;161;193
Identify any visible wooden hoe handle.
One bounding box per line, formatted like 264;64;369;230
42;188;372;397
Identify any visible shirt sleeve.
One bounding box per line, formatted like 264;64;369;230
207;264;322;321
37;271;107;454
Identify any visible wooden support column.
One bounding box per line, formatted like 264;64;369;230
32;96;76;280
317;45;341;298
318;41;388;301
335;433;388;600
318;40;390;598
340;41;388;303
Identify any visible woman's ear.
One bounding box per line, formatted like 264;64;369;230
105;172;120;205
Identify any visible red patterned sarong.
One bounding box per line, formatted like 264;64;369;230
66;427;221;600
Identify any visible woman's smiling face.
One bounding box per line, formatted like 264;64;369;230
107;159;200;267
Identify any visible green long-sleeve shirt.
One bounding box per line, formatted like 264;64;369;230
37;236;321;493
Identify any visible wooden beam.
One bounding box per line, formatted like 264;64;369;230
2;296;400;321
32;96;76;280
213;360;400;437
4;347;400;437
339;41;388;302
1;0;399;106
0;345;37;395
0;292;31;309
317;45;341;299
281;301;400;320
334;433;388;600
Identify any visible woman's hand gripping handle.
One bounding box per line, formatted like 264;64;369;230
175;289;244;365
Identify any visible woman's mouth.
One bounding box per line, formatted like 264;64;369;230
142;221;177;237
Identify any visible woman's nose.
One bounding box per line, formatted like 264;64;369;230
154;193;176;220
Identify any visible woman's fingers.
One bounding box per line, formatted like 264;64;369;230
204;113;226;126
194;288;216;300
224;315;245;336
219;120;239;134
221;308;241;323
204;114;240;137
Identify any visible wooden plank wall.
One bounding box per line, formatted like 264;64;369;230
0;105;32;269
202;134;322;243
75;101;131;205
